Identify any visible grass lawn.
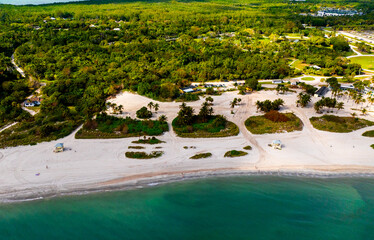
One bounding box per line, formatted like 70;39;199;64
172;116;239;138
224;150;248;158
362;130;374;137
349;56;374;70
301;77;315;81
291;59;309;70
245;113;303;134
190;153;212;159
310;115;374;133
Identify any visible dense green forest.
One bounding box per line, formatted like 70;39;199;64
0;0;373;146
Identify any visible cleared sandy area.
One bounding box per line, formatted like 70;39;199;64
0;90;374;202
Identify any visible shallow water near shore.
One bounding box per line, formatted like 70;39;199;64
1;176;374;239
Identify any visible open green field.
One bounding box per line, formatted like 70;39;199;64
291;60;309;70
349;56;374;70
301;77;315;81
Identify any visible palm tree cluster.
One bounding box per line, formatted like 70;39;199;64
230;98;242;108
147;102;160;113
106;102;124;114
276;85;290;95
314;97;344;113
296;93;311;108
256;99;284;112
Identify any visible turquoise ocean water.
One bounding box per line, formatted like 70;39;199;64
0;176;374;239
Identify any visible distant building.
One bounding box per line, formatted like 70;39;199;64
316;8;362;17
180;86;198;94
272;80;283;84
113;28;121;31
314;86;329;97
340;84;355;91
23;96;42;107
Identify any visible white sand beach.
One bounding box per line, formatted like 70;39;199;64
0;90;374;202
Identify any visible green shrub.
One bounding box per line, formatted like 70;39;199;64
132;137;165;144
190;153;212;159
224;150;248;158
243;145;252;150
125;151;163;159
362;130;374;137
136;107;152;119
128;146;145;149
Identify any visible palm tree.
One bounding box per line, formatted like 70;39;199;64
362;108;367;116
336;102;344;113
147;102;154;111
154;103;159;113
351;112;357;118
158;115;167;123
118;105;124;114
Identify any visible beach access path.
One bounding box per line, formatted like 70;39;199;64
0;91;374;202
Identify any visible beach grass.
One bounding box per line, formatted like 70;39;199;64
224;150;248;158
128;146;145;149
172;117;239;138
132;137;165;145
362;130;374;137
0;120;81;148
76;114;168;139
190;153;212;159
125;151;163;159
243;145;252;150
245;113;303;134
310;115;374;133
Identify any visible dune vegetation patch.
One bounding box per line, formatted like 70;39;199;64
76;114;168;139
125;151;163;159
245;112;303;134
362;130;374;137
310;115;374;133
132;137;165;145
190;153;212;159
224;150;248;158
243;145;252;150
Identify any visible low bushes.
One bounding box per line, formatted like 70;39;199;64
76;114;168;139
243;145;252;150
362;130;374;137
172;116;239;138
190;153;212;159
128;146;145;149
310;115;374;133
125;151;163;159
132;137;165;144
264;110;290;122
224;150;248;158
245;112;303;134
